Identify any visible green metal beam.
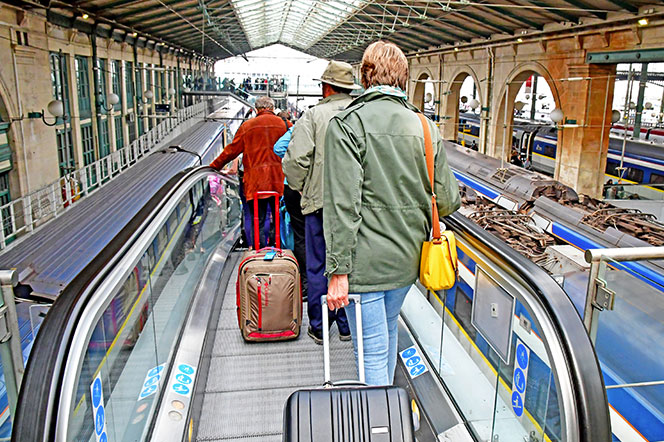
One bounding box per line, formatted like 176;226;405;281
602;0;639;13
587;48;664;64
475;3;541;29
520;0;581;23
560;0;607;19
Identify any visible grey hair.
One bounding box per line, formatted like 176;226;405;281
255;96;275;110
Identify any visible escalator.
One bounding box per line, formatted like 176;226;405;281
11;167;610;441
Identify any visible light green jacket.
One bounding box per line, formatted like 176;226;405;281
282;93;353;214
323;91;461;292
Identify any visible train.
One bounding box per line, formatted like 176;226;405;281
445;140;664;442
611;122;664;144
457;112;664;199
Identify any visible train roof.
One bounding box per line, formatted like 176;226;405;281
608;136;664;163
0;99;248;299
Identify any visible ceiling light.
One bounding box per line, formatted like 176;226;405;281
638;18;649;26
131;32;138;37
517;37;523;43
81;13;89;20
454;47;459;52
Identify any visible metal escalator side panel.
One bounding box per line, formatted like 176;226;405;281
12;170;189;442
443;213;610;442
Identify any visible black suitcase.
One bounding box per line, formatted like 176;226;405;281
283;295;416;442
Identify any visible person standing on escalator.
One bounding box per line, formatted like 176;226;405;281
324;41;460;385
210;96;291;248
282;61;360;345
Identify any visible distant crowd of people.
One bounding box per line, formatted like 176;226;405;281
209;41;460;387
234;75;287;93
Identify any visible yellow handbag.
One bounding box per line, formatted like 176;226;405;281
416;113;458;291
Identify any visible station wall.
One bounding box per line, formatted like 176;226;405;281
0;4;213;211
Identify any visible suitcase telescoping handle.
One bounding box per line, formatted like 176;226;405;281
322;295;365;385
253;191;281;250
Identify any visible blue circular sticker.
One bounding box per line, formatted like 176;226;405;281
514;368;526;394
91;378;103;409
516;343;529;369
148;366;163;377
401;348;416;359
176;373;192;385
95;406;105;435
99;432;108;442
511;391;524;417
178;364;195;375
405;356;421;368
173;383;190;395
144;375;160;387
409;364;426;377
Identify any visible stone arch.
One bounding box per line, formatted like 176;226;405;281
442;66;483;142
411;68;434;112
492;62;562;164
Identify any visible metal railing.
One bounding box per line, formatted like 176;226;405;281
0;101;209;250
583;246;664;438
583;246;664;340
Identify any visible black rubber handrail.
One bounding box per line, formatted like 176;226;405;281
12;167;223;441
445;212;611;441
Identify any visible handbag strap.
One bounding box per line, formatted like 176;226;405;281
416;113;441;242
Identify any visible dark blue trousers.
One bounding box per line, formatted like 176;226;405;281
305;210;349;334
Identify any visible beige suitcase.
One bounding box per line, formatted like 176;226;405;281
236;191;302;341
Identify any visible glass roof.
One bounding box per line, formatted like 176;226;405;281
230;0;366;50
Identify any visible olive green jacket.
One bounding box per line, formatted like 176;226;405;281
282;93;353;215
323;91;461;292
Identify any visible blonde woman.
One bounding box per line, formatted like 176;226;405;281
324;41;460;385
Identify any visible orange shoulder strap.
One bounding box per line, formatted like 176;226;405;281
416;113;440;241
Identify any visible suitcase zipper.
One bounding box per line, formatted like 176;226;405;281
257;278;262;330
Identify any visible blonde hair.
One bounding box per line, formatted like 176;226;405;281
360;41;409;90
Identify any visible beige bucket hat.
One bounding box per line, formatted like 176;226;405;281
314;60;361;90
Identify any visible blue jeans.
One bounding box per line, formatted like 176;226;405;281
344;286;410;386
305;211;348;334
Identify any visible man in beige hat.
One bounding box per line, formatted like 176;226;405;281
282;60;361;344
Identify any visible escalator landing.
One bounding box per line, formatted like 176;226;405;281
195;254;356;441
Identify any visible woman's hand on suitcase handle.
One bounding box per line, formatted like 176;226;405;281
327;274;349;310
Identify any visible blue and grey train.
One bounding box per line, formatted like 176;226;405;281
445;141;664;442
457;112;664;199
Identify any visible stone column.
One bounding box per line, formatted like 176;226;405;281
555;64;616;198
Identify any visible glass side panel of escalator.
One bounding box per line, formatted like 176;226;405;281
64;175;241;441
401;243;567;441
593;258;664;442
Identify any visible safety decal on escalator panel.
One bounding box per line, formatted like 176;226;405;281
138;363;166;400
399;346;429;379
171;363;197;397
90;374;108;442
511;339;530;418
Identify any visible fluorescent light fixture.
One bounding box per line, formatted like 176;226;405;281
638;18;649;26
517;38;523;43
82;13;89;20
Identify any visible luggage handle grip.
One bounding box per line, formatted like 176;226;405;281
322;295;364;385
253;191;281;250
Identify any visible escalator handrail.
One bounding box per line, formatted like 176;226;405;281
445;213;611;441
12;167;233;442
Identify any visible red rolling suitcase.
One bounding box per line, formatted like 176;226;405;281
283;296;416;441
236;191;302;342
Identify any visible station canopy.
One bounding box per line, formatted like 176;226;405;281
39;0;650;61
